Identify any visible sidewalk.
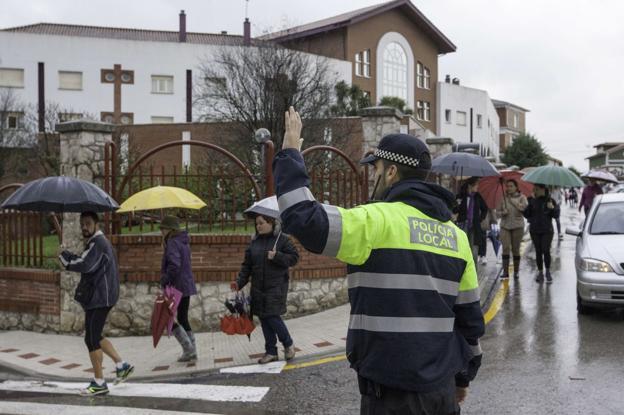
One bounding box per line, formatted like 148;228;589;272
0;257;502;382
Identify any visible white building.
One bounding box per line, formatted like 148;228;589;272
0;13;351;136
436;77;500;160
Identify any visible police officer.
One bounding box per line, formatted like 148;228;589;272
274;107;485;415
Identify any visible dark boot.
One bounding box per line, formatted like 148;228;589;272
535;271;544;283
501;255;510;279
513;256;521;279
545;269;553;284
186;330;197;358
173;326;196;362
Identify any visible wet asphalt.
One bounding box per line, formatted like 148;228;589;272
2;205;624;414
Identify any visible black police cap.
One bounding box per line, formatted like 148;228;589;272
359;133;431;169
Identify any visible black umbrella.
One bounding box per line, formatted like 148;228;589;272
431;152;500;178
1;176;119;213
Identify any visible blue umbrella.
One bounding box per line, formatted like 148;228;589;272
1;176;119;213
488;225;501;256
431;153;500;178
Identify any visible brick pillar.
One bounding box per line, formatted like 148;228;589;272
56;119;114;333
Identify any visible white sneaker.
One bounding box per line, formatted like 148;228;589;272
479;256;487;265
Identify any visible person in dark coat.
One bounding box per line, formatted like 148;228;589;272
579;179;603;216
59;211;133;396
454;177;488;265
234;214;299;364
523;184;560;284
160;215;198;362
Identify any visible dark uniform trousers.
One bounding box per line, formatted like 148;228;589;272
359;376;460;415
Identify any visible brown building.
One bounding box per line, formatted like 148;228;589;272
262;0;456;134
492;99;529;152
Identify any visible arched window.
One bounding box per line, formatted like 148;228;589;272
382;42;408;102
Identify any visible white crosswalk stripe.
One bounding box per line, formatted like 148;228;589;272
0;380;269;403
0;401;221;415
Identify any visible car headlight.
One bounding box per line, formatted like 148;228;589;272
578;258;613;273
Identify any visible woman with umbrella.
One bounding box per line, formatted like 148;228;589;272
233;213;299;364
523;184;560;284
579;179;603;216
497;179;528;279
160;215;198;362
454;177;489;265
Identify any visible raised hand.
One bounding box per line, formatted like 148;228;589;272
282;106;304;151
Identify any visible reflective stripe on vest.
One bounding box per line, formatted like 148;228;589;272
348;272;459;297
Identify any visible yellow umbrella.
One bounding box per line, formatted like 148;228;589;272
116;186;206;213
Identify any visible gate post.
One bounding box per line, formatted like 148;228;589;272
56;119;114;333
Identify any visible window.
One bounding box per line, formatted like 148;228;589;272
423;67;430;89
363;49;371;78
58;112;83;123
100;112;133;124
456;111;467;126
58;71;82;90
416;101;424;120
151;75;174;94
513;113;519;128
151;116;174;123
5;112;23;129
0;68;24;88
382;42;408;102
445;109;451;123
416;62;423;88
477;114;483;128
355;52;362;77
423;101;430;122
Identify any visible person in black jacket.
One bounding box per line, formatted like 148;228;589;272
523;184;560;284
58;212;133;396
454;177;489;265
234;214;299;364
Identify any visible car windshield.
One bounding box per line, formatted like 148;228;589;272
590;202;624;235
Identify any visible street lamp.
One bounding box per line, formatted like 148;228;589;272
254;128;275;197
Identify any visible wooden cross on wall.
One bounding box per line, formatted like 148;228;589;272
101;64;134;124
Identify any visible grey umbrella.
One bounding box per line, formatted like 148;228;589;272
244;195;279;219
581;169;619;184
1;176;119;213
431;152;501;178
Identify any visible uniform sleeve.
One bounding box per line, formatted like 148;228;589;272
453;248;485;388
273;148;379;265
59;241;103;274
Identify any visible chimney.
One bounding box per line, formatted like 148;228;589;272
179;10;187;42
445;74;451;83
452;77;460;85
221;30;228;35
243;18;251;46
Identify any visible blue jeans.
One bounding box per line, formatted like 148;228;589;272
260;316;293;356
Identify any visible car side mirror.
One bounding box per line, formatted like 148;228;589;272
565;226;581;237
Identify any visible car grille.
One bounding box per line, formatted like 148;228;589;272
612;291;624;300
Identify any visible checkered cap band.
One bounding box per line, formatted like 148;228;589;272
374;149;421;167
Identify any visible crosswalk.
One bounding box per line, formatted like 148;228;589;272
0;401;218;415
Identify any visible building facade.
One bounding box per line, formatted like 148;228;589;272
263;0;456;135
0;13;351;137
436;77;500;160
587;142;624;178
492;99;529;153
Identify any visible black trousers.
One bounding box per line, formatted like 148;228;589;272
84;307;112;352
359;376;460;415
173;296;192;332
530;232;553;271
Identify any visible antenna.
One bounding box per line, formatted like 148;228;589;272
245;0;249;19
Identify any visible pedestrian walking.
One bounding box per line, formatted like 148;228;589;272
455;177;489;266
568;187;578;208
524;184;560;284
497;179;528;279
579;179;603;215
58;211;133;396
274;107;484;414
159;215;198;362
234;214;299;364
550;187;564;240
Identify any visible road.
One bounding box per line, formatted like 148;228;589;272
2;205;624;414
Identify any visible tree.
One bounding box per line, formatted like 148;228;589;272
501;133;549;169
194;42;340;172
379;96;413;115
568;166;582;177
330;81;371;116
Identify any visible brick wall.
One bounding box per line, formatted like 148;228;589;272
0;268;60;315
111;234;346;283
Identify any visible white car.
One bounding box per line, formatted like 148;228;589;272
566;193;624;314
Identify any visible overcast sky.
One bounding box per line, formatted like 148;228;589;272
2;0;624;170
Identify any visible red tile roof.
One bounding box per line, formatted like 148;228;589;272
1;23;260;46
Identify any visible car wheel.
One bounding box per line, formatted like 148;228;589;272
577;291;593;315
